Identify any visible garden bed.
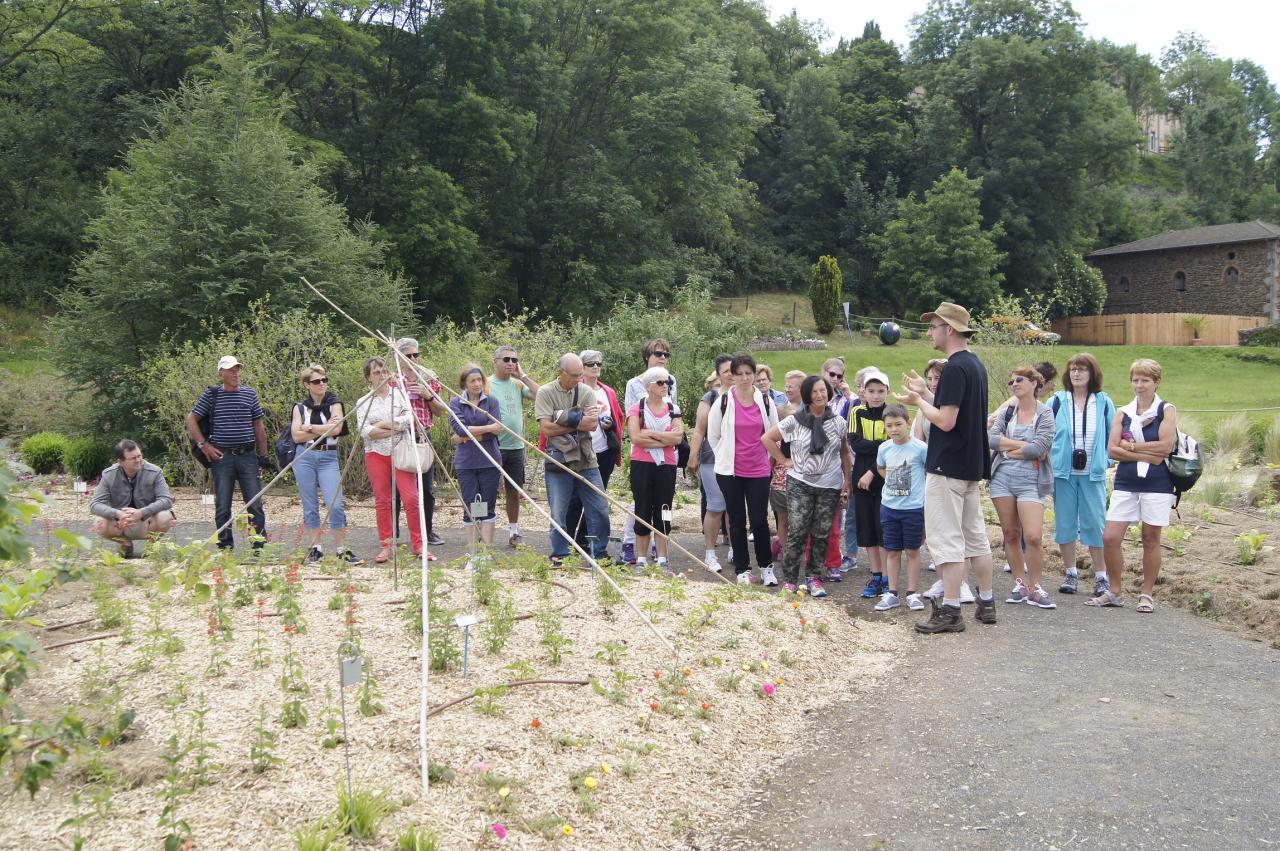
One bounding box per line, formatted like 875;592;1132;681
4;530;904;849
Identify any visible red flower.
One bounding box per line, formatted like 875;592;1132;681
649;702;659;712
530;718;542;729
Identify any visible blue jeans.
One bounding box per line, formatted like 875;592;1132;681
566;450;615;551
546;465;610;558
294;449;346;530
212;451;266;549
843;505;860;558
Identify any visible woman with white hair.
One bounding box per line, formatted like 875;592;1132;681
627;366;685;571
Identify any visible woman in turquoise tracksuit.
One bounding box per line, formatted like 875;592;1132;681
1049;352;1115;598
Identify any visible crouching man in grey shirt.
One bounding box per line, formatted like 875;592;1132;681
90;439;175;557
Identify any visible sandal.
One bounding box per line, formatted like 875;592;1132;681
1136;593;1155;614
375;547;392;564
1085;590;1124;608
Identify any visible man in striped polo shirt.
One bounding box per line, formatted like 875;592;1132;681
185;355;270;549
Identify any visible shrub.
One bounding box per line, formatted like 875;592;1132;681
1210;412;1252;464
809;256;842;335
1264;414;1280;467
64;437;115;481
144;304;380;487
1239;324;1280;347
19;431;69;473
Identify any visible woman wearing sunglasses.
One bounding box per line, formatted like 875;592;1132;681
291;364;359;565
988;366;1057;609
620;338;678;564
627;367;685;571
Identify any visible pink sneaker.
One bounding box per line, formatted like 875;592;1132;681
807;577;827;597
771;535;783;562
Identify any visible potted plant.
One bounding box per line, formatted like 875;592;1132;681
1184;314;1209;345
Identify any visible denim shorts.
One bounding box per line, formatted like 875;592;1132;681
989;461;1044;504
880;505;924;551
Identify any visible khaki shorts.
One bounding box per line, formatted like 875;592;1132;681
924;474;992;565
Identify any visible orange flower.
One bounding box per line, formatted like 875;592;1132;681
700;702;711;712
530;718;542;729
649;701;659;712
678;687;687;696
682;667;693;677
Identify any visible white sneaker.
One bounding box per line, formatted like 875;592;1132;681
906;593;925;611
922;580;975;603
1002;562;1012;573
873;591;900;611
923;579;944;599
926;561;937;572
759;565;779;587
960;582;976;604
747;532;755;543
705;551;722;573
736;571;754;586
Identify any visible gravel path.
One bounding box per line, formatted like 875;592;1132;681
712;564;1280;850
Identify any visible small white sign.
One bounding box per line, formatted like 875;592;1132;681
73;480;88;493
201;494;215;505
661;509;673;523
842;301;850;319
454;614;479;629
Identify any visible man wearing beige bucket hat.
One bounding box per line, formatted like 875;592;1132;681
895;302;996;633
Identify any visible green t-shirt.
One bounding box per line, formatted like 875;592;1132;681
490;376;532;450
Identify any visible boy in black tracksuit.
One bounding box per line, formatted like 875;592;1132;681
849;371;890;598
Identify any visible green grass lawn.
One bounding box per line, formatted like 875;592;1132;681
753;332;1280;431
0;306;52;377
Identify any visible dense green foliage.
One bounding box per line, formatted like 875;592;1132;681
19;432;68;474
875;169;1006;313
0;0;1276;444
62;437;115;481
809;256;842;335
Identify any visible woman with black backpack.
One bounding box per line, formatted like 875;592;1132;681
1091;358;1178;613
291;364;360;565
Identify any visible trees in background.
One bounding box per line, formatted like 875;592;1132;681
0;0;1275;324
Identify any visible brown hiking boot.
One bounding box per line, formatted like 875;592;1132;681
915;599;965;634
975;594;998;625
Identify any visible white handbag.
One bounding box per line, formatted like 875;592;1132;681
392;434;434;473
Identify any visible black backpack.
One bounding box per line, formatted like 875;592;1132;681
274;404;302;470
189;386;220;469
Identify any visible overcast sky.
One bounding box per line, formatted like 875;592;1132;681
772;0;1279;82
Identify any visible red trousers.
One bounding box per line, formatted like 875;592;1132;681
365;452;423;554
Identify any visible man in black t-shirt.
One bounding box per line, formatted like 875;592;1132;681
896;302;996;633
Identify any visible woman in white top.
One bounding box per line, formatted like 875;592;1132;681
708;354;780;585
354;357;422;561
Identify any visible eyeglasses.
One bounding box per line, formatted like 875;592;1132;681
404;352;420;359
584;361;602;368
929;322;948;331
826;371;844;381
501;356;519;364
308;377;329;385
652;351;670;359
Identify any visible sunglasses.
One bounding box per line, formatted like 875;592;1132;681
655;379;674;387
404;352;420;359
1008;377;1028;386
827;371;844;381
584;361;602;368
308;377;329;385
501;356;519;364
652;351;670;359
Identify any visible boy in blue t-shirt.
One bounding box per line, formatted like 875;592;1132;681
873;404;929;611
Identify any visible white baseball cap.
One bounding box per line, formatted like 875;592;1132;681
862;368;890;389
217;355;242;371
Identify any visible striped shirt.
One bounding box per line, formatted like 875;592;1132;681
191;386;265;447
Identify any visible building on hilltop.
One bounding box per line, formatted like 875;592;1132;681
1138;108;1179;156
1087;221;1280;322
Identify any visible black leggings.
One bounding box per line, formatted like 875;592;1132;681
716;473;773;573
631;461;677;538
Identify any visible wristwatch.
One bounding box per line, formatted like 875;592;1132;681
197;439;207;448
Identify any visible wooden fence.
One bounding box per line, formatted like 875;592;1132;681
1050;313;1271;346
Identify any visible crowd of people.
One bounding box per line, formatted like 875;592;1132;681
89;300;1185;633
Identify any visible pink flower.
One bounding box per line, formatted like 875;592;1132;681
492;822;508;840
761;682;776;697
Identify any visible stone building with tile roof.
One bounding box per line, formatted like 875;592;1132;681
1087;221;1280;321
